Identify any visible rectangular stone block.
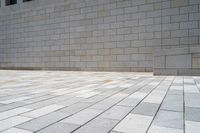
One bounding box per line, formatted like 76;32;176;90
192;58;200;68
171;0;188;7
166;54;191;69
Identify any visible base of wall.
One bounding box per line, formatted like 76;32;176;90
153;46;200;76
0;67;153;72
154;68;200;76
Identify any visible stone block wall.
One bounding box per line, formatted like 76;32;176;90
0;0;199;75
0;0;162;72
154;46;200;75
153;0;200;75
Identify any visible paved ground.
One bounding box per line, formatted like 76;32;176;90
0;70;199;133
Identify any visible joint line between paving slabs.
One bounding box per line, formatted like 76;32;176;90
145;76;175;133
32;77;154;132
107;76;167;133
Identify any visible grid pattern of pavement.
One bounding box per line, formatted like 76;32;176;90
0;70;199;133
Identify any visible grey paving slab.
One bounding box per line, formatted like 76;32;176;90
113;114;153;133
131;102;160;116
185;107;200;122
185;121;200;133
161;94;183;112
109;131;122;133
21;104;64;118
0;107;32;121
16;112;69;132
90;93;129;110
73;118;119;133
62;108;102;125
100;105;132;120
58;102;92;115
152;110;183;129
0;116;32;132
148;125;183;133
1;128;33;133
185;93;200;108
117;98;141;107
0;71;199;133
37;122;79;133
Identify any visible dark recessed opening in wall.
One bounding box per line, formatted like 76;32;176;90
23;0;33;2
6;0;17;6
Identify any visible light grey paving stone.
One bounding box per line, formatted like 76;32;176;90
1;128;33;133
100;105;132;120
170;86;183;91
144;93;166;104
76;92;100;98
62;108;102;125
0;97;32;104
21;104;64;118
0;94;29;101
0;116;32;131
110;131;123;133
91;93;128;110
0;107;32;120
132;102;159;116
82;95;107;103
161;94;183;112
128;91;148;99
37;122;79;133
0;102;34;113
168;89;183;95
73;118;119;133
148;125;183;133
57;97;84;106
16;112;69;132
23;95;72;109
117;98;141;107
185;107;200;122
21;95;56;104
113;114;153;133
185;93;200;108
152;110;183;129
185;120;200;133
184;85;199;93
58;102;92;115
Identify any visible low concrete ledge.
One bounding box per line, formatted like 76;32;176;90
154;46;200;76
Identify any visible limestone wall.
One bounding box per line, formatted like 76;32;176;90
0;0;199;75
0;0;162;72
154;0;200;75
